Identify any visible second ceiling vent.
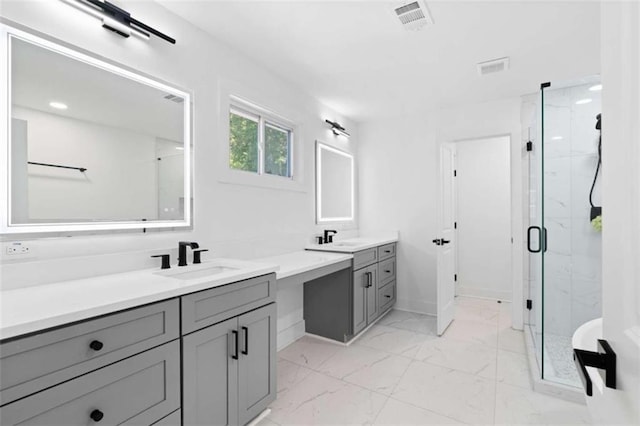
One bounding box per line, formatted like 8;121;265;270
395;1;434;31
477;57;510;76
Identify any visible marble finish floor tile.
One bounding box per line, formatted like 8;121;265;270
498;326;527;354
376;309;438;335
454;303;500;324
413;336;497;378
268;300;592;426
269;371;387;425
373;397;463;425
392;361;496;424
496;349;531;389
443;319;499;347
455;296;502;311
277;358;313;396
278;335;342;369
355;324;435;358
317;344;412;395
495;383;591;425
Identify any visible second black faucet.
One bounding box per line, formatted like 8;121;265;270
178;241;199;266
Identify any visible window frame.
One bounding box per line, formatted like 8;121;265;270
229;101;294;180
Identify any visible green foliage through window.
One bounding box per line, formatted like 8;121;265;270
229;111;259;173
264;123;291;177
229;105;293;178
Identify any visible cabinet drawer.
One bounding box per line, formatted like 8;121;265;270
181;273;276;334
378;257;396;285
151;409;181;426
353;248;378;270
0;341;181;425
0;299;179;406
379;280;396;313
378;243;396;261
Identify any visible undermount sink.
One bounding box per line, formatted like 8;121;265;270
332;241;362;247
155;262;239;280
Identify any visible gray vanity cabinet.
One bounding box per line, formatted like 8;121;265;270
0;341;180;426
353;263;378;335
182;317;239;426
237;303;277;425
182;274;277;426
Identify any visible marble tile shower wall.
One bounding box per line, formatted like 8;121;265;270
543;83;602;337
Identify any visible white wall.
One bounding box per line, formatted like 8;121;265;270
359;98;522;324
0;0;357;270
456;136;512;300
0;1;359;348
13;106;158;222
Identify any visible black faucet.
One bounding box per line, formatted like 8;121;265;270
323;230;337;244
178;241;199;266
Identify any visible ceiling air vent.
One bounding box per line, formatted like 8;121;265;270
395;1;434;31
477;57;510;76
164;94;184;103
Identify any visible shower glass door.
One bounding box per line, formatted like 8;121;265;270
540;78;603;387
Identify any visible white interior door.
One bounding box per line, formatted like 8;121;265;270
436;143;456;336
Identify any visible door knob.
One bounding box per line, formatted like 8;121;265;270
441;239;451;245
432;239;442;246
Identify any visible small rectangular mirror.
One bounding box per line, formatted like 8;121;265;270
1;25;192;233
316;141;354;223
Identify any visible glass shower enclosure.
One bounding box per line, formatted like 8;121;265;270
523;78;603;388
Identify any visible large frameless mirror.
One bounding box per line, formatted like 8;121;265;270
0;24;192;234
315;141;354;223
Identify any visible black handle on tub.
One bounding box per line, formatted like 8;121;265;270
527;226;542;253
231;330;239;360
573;339;616;397
241;326;249;355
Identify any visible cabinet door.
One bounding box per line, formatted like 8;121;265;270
183;317;239;426
238;303;277;426
365;265;379;324
353;267;369;335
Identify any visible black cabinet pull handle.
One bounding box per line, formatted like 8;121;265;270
385;270;391;273
384;250;391;253
89;340;104;351
385;295;391;298
90;409;104;422
241;326;249;355
231;330;239;360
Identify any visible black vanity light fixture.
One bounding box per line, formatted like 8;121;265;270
325;119;350;138
61;0;176;44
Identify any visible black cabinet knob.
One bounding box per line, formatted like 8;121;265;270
89;340;104;351
90;409;104;422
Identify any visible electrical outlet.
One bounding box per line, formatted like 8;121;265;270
4;242;32;256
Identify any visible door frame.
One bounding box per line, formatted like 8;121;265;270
437;133;521;329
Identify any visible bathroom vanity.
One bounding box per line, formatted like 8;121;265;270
304;237;398;342
0;261;278;426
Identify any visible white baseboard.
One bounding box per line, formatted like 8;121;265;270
456;286;512;302
277;320;305;351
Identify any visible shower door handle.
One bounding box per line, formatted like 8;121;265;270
543;227;548;253
527;226;542;253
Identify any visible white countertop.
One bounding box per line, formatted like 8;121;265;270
256;250;353;279
305;234;398;253
0;258;277;341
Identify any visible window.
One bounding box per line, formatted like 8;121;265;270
229;103;293;178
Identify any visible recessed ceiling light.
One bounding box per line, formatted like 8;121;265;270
589;84;603;92
49;101;68;110
552;136;564;140
575;98;592;105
